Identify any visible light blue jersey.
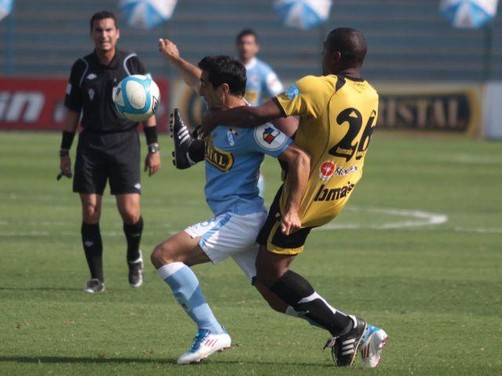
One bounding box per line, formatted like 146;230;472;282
244;57;284;106
204;123;292;216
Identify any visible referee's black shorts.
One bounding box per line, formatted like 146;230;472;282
73;129;141;195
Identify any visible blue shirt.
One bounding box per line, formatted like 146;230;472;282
244;57;284;106
204;123;292;216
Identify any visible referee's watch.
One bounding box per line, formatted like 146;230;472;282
148;143;160;154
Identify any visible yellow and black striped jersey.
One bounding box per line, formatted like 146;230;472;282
274;74;379;227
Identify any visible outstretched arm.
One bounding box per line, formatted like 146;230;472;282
201;99;283;137
158;38;202;94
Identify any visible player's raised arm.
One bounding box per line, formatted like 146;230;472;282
201;98;282;137
158;38;202;94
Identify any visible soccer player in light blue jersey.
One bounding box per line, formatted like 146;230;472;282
152;49;310;364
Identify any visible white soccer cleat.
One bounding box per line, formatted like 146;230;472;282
359;324;389;368
177;329;231;365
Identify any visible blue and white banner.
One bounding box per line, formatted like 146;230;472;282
273;0;332;30
0;0;14;21
118;0;177;29
440;0;499;28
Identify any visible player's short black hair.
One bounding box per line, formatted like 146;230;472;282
236;28;259;43
326;27;367;66
90;10;118;32
198;55;247;97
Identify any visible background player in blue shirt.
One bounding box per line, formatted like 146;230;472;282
236;29;298;194
150;53;310;364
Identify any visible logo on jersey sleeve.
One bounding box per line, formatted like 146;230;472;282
254;124;288;151
285;83;300;99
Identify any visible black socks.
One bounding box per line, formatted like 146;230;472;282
269;270;352;336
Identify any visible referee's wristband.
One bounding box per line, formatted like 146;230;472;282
60;130;75;150
59;149;69;157
144;126;158;145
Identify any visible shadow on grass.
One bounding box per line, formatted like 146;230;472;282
0;355;334;368
0;356;177;365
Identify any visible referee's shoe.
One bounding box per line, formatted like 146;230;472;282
170;108;196;169
128;252;144;288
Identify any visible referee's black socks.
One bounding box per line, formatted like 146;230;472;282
269;270;352;337
81;222;104;282
124;216;143;263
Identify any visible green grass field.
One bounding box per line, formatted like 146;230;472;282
0;131;501;375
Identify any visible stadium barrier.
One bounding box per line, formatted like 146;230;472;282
0;77;170;131
483;81;502;140
2;78;500;139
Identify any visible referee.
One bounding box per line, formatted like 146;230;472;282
58;10;161;293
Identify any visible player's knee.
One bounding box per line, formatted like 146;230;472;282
82;208;100;223
150;243;176;269
121;211;141;225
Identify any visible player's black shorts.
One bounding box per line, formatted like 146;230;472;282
257;185;313;255
73;129;141;195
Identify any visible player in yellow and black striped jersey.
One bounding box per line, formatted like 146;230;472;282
201;28;387;368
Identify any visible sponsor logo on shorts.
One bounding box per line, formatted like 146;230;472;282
314;182;355;202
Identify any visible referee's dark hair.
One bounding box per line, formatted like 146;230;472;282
90;10;118;32
198;55;247;97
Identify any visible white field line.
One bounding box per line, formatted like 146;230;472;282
0;207;449;236
319;207;448;231
454;227;502;234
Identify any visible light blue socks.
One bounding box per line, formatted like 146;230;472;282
157;262;224;334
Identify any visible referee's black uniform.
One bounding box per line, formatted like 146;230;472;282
64;49;148;195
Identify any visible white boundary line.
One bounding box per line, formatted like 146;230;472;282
318;206;448;231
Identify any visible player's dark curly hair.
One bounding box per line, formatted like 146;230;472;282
198;55;247;97
89;10;118;32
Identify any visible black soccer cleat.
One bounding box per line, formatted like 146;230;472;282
324;315;367;367
83;278;105;293
170;108;196;170
128;252;144;288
